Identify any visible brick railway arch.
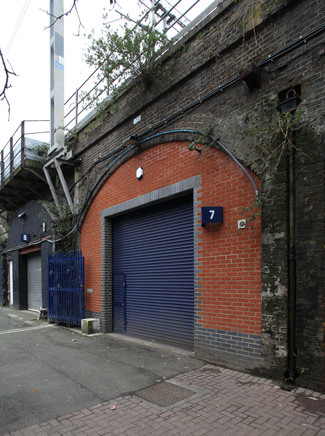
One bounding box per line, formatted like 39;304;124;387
80;136;262;368
78;129;260;226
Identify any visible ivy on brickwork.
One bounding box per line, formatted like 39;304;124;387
40;198;76;252
239;109;307;229
41;184;88;252
193;105;307;231
187;125;213;153
271;110;305;170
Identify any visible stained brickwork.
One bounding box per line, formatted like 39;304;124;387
73;0;325;390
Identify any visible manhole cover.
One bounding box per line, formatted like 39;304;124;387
135;382;195;407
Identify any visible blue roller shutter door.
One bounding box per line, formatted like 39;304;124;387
112;195;194;349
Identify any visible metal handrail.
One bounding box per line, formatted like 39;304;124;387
0;120;50;188
63;0;221;130
2;2;222;152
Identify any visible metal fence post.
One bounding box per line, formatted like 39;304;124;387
0;149;4;188
75;88;79;125
9;136;13;179
20;121;25;168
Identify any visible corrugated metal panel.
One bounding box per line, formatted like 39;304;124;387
113;196;194;349
27;252;42;310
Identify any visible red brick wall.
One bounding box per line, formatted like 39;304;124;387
81;142;261;335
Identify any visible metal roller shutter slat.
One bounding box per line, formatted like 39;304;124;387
113;196;194;349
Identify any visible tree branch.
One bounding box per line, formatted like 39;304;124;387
42;0;84;36
0;49;17;120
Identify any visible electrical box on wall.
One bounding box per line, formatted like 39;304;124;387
201;207;223;227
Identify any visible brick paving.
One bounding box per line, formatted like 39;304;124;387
6;365;325;436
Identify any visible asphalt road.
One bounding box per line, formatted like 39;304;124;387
0;307;203;435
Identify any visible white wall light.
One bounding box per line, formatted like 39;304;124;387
136;167;144;180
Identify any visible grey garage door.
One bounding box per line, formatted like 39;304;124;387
27;252;42;311
112;195;194;349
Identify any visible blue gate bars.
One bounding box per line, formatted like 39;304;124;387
47;251;84;326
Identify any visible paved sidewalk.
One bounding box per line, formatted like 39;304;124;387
7;364;325;436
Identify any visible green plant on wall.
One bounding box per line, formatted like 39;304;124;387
238;109;306;229
41;192;79;253
240;191;271;231
0;230;8;247
45;180;91;253
187;125;213;153
34;142;49;163
270;109;304;170
85;15;172;106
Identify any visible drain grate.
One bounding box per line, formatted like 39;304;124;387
135;382;195;407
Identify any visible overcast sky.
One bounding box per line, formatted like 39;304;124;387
0;0;127;148
0;0;213;149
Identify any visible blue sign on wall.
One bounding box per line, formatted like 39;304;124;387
201;207;223;227
20;233;30;242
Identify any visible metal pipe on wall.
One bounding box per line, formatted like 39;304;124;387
288;133;297;383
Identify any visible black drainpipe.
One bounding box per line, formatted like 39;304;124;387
279;87;300;384
288;134;297;383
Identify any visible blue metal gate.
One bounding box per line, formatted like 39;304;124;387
47;251;84;326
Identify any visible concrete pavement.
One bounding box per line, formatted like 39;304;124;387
0;307;202;435
1;308;325;435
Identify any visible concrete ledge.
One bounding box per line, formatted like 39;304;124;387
81;318;100;335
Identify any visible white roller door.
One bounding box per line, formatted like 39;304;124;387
27;252;42;310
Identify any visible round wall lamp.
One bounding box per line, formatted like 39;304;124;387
136;167;144;180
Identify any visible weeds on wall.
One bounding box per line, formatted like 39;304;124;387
41;193;79;253
240;109;306;228
0;231;8;250
34;142;50;164
84;14;172;111
187;125;213;153
231;0;288;50
270;110;306;170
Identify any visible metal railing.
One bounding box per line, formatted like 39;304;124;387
0;120;50;188
63;0;222;130
1;2;223;155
